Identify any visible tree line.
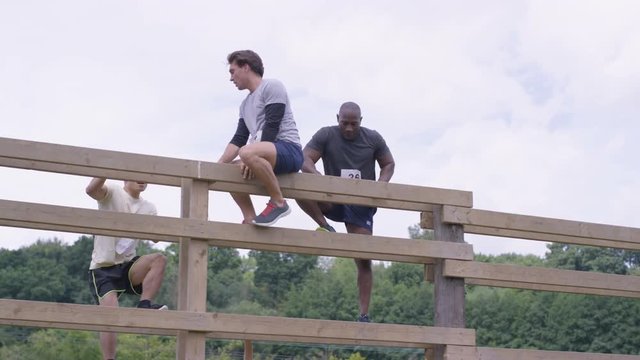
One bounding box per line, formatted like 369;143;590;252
1;225;639;359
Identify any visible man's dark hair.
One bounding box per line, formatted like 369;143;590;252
227;50;264;77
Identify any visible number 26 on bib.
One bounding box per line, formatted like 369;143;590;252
341;169;361;179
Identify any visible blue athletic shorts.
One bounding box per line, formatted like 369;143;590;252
323;204;377;232
273;141;303;174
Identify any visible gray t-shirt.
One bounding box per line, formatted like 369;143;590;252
239;78;301;145
305;126;391;181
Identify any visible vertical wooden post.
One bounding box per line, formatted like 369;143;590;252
243;340;253;360
431;205;466;360
177;179;209;360
420;211;435;284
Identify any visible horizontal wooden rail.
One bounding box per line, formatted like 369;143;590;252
444;260;640;298
477;347;640;360
446;346;640;360
0;300;476;349
0;137;473;210
0;199;475;263
437;206;640;250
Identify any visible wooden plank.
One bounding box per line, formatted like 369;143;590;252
0;219;174;243
432;206;467;360
462;225;640;251
0;319;176;336
0;299;476;348
0;137;473;209
210;182;435;211
244;340;253;360
177;180;210;311
444;260;640;298
177;180;209;360
445;346;478;360
0;156;181;186
0;200;474;263
420;211;434;229
0;319;442;350
464;279;640;299
274;172;472;208
442;206;640;249
477;347;640;360
0;155;433;211
0;137;202;179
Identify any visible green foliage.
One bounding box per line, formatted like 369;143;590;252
545;243;629;274
249;250;317;308
474;252;545;267
0;238;90;303
116;334;175;360
14;329;101;360
372;262;433;326
207;247;246;310
283;258;358;320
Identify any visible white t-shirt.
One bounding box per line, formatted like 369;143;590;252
89;183;157;270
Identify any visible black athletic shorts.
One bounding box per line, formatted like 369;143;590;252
88;256;142;304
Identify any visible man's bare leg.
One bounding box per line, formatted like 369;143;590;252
98;292;119;359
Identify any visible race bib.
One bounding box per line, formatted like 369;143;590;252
340;169;361;179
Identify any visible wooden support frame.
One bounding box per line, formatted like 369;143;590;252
243;340;253;360
0;299;476;349
5;137;640;359
176;179;209;360
444;260;640;298
430;206;467;360
441;206;640;250
474;347;640;360
0;199;474;264
0;137;473;210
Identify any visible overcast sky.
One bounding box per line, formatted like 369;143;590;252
1;1;639;257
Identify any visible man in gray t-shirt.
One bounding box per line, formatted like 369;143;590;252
218;50;303;227
296;101;395;323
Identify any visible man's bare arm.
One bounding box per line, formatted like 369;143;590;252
86;177;108;200
301;147;323;175
377;152;395;182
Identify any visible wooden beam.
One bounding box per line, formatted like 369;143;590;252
0;156;181;186
0;137;473;209
210;182;436;211
464;279;640;299
244;340;253;360
462;225;640;251
422;211;435;283
442;206;640;250
476;347;640;360
444;260;640;298
432;206;467;360
177;179;209;360
0;319;175;336
0;200;474;263
0;299;476;348
444;346;477;360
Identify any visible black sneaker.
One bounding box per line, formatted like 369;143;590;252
138;300;168;310
357;314;370;323
315;224;336;232
253;200;291;227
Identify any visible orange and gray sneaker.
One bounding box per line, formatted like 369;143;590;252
253;200;291;227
